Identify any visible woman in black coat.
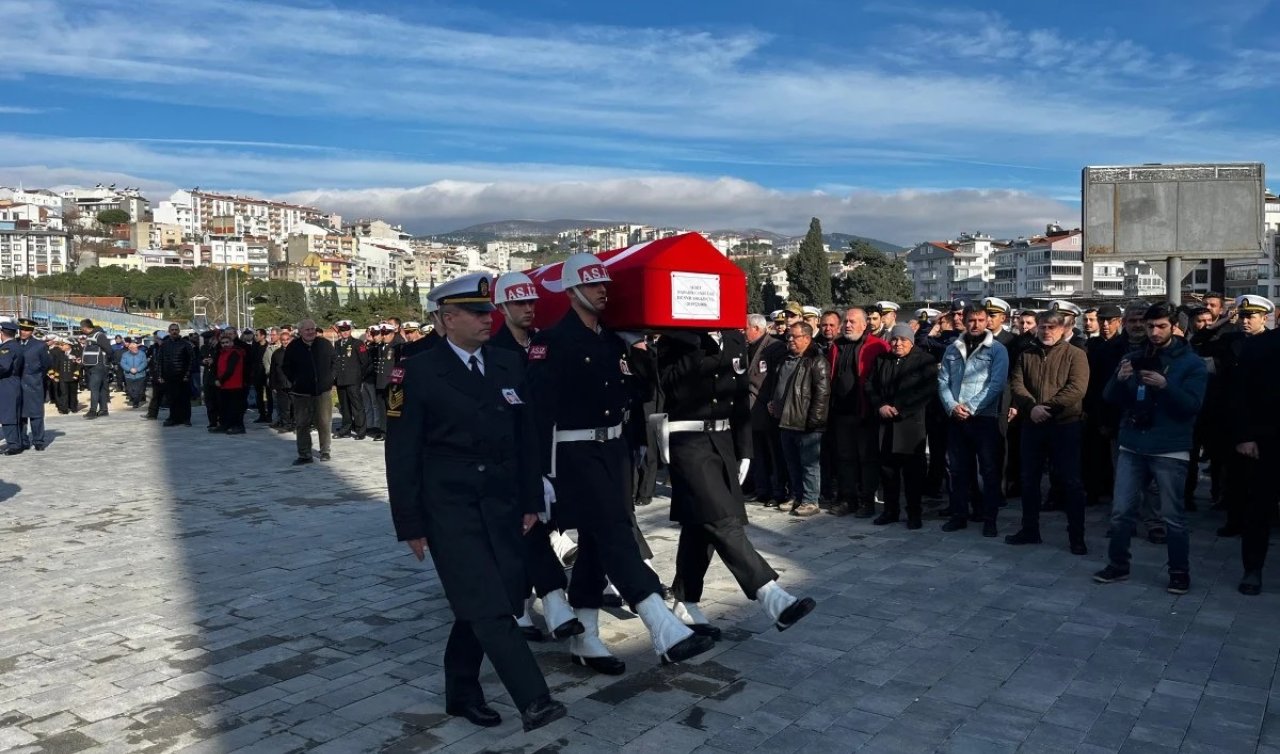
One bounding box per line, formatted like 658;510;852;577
866;326;939;529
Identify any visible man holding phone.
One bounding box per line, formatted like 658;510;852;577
1094;303;1208;595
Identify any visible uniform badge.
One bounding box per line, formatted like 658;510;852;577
390;366;405;384
502;388;524;405
386;384;404;417
619;358;632;375
528;345;548;360
759;360;768;373
732;357;745;375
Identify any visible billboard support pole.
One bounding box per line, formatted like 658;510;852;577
1166;257;1182;306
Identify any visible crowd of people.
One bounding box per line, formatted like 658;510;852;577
11;267;1278;734
741;292;1277;598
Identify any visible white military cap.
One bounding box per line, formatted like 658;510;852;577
982;296;1012;315
1048;299;1083;318
875;300;900;313
1236;294;1275;314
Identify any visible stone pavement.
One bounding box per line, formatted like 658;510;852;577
1;396;1279;754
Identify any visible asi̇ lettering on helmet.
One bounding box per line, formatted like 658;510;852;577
493;271;539;305
559;252;611;289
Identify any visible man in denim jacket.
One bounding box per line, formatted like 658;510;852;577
937;305;1009;537
1094;303;1207;595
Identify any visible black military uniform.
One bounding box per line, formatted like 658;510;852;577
656;330;783;606
525;307;661;609
398;331;439;360
372;336;396;440
17;323;50;450
0;326;26;452
384;278;561;730
333;329;369;438
1231;325;1280;594
50;344;80;413
1207;327;1255;536
199;334;221;428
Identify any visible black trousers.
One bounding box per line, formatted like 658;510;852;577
1241;441;1278;572
820;424;838;501
55;381;79;413
925;400;948;494
253;379;271;420
164;379;191;424
274;388;294;426
567;514;660;609
335;383;365;434
672;516;778;603
1082;415;1115;502
124;379;146;406
203;380;220;427
1021;420;1086;541
443;617;548;711
524;522;568;597
750;427;787;500
833;414;880;507
218;388;247;431
881;449;926;519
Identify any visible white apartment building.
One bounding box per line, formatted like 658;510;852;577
208;237;249;268
155;189;327;244
991;227;1125;299
904;231;995;302
61;186;149;227
0;187;62;210
347;219;411;241
285;224;358;264
0;203;64;231
1223;192;1280;298
0;224;70;277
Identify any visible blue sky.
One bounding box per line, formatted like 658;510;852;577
1;0;1277;242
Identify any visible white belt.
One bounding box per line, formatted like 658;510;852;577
668;419;731;433
554;423;624;443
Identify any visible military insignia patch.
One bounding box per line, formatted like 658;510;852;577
386;385;404;417
759;360;768;373
528;345;548;360
619;358;632;375
732;357;745;374
390;366;405;384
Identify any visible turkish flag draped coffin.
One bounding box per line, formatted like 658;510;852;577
522;233;747;331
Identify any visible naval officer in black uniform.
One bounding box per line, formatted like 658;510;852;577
654;329;817;638
384;273;566;732
525;253;713;671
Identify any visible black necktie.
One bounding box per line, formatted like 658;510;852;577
468;355;481;375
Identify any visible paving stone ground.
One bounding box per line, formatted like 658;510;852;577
2;394;1279;753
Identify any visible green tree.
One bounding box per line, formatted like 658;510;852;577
785;217;832;306
760;277;783;313
96;209;131;227
735;258;765;313
832;240;913;307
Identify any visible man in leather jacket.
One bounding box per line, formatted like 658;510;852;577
768;321;830;515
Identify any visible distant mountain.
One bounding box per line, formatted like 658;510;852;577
432;219;906;253
433;219;624;242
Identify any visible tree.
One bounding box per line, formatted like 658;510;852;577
96;209;131;227
735;257;765;313
785;217;832;306
760;277;783;313
832;240;914;307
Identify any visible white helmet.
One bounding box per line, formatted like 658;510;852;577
493;271;539;305
559;252;611;289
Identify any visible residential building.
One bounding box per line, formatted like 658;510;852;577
0;187;62;210
904;231;995;302
61;186;149;227
0;221;71;277
208;236;249;269
285;224;358;264
96;249;145;272
1223;192;1280;298
991;226;1126;299
346;219;411;241
155;189;327;244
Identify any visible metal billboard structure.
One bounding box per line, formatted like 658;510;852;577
1082;163;1265;303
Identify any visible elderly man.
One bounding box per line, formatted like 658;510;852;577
769;322;830;516
1007;312;1090;553
745;313;788;506
827;306;889;518
282;319;336;464
867;324;937;528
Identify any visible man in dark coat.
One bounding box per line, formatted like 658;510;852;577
654;329;816;639
49;339;81;414
826;307;889;518
269;328;295;433
282;320;336;464
0;321;26;453
16;320;50;450
158;325;195;427
385;273;566;732
525;253;713;672
199;330;222;429
79;318;112;419
332;320;369;439
745;314;788;506
867;324;938;528
1084;305;1125;505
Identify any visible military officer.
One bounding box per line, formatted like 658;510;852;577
874;301;900;339
384;273;567;732
525;253;714;672
1048;300;1089;349
1211;295;1272;539
655;329;816;639
0;320;26;454
400;304;443;361
488;271;582;642
332;320;369;439
15;319;50;451
49;338;81;413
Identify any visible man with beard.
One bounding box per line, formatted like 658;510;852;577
825;306;888;518
1084;304;1125;505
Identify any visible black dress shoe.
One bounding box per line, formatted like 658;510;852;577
446;702;502;728
658;584;672;601
292;456;313;466
550;619;584;640
519;625;545;642
352;432;366;440
571;653;626;675
521;695;567;732
1004;529;1042;545
776;596;816;631
208;426;225;433
1239;570;1262;596
906;518;922;530
601;593;624;609
3;447;23;455
872;513;900;526
373;435;385;442
660;633;714;664
333;430;351;439
1069;541;1088;556
83;412;98;420
687;623;723;640
32;444;43;452
318;451;331;461
982;521;998;538
941;518;968;532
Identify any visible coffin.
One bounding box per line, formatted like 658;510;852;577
520;233;747;331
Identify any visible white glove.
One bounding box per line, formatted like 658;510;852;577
738;459;750;486
541;476;556;521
